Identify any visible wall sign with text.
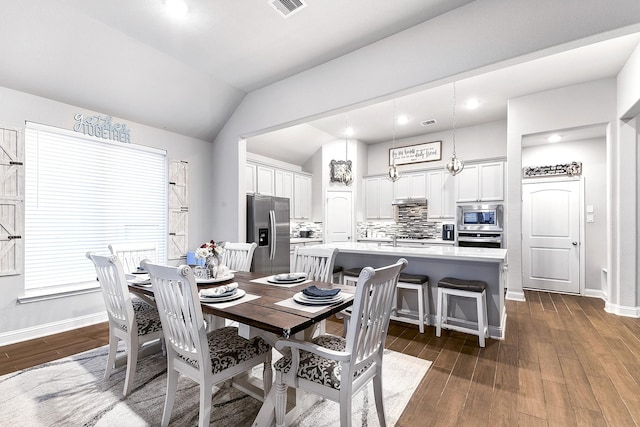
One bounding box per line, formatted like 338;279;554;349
389;141;441;166
73;113;131;143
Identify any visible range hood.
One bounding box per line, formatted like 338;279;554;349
392;197;428;206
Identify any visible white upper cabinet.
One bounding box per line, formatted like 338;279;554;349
256;165;275;195
275;169;294;218
426;170;455;220
293;173;312;219
365;176;394;219
393;172;426;199
456;161;504;202
246;163;257;194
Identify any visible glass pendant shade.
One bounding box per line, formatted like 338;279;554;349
445;155;464;176
388;164;400;182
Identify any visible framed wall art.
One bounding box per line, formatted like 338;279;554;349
389;140;442;166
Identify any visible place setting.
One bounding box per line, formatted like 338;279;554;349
251;272;310;287
125;266;151;286
198;283;245;303
276;284;350;313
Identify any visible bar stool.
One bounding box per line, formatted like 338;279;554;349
342;267;362;286
332;265;344;284
435;277;488;347
391;273;429;333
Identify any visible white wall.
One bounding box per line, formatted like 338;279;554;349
522;138;607;293
0;86;213;344
211;0;640;245
506;79;617;301
366;120;507;175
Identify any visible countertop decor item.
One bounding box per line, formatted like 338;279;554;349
195;240;226;278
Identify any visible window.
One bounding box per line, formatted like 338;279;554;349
24;122;167;290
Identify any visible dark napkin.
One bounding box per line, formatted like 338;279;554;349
302;285;340;298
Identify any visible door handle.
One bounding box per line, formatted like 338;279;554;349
572;241;578;246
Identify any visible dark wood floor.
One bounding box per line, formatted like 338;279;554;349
2;291;639;426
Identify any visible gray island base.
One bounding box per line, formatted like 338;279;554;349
314;242;508;339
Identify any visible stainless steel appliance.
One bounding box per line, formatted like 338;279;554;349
442;224;455;241
456;204;504;248
247;194;290;274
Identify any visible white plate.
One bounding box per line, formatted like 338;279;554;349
293;292;344;306
196;273;235;284
200;289;246;303
268;276;306;285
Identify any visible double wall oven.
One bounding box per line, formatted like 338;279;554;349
456;204;504;248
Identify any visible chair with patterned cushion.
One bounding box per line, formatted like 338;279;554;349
221;242;257;272
108;243;158;273
86;252;163;396
141;260;272;427
269;258;408;427
292;245;338;337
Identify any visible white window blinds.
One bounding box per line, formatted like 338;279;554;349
24;122;167;290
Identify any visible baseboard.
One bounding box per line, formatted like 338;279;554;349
583;288;605;299
604;302;640;318
505;290;526;301
0;312;108;346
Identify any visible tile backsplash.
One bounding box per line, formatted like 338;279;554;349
291;221;323;239
358;205;447;239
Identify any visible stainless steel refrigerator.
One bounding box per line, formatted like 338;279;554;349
247;194;290;274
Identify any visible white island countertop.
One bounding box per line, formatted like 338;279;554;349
313;242;507;263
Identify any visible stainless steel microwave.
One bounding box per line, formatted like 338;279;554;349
457;204;503;232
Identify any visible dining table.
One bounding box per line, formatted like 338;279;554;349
128;270;355;339
128;269;356;425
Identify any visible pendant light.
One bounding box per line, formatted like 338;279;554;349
387;100;400;182
342;115;353;186
445;82;465;176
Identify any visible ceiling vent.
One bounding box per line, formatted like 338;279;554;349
268;0;307;18
421;119;437;127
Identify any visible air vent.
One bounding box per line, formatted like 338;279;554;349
421;119;437;127
268;0;307;18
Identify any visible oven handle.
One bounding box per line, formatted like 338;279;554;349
457;237;503;243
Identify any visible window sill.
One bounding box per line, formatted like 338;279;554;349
19;281;101;303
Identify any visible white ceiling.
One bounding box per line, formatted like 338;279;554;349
0;0;474;141
247;32;640;164
0;1;637;161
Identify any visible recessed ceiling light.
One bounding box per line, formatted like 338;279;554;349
166;0;188;18
465;98;480;110
547;134;562;143
397;115;409;125
345;127;355;137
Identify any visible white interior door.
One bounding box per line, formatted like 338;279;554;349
326;191;352;243
522;180;581;293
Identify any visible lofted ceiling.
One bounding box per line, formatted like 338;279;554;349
0;0;474;141
247;31;640;164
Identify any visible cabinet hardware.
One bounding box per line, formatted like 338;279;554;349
9;161;23;165
8;235;22;239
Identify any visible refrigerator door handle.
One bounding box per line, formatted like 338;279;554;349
269;209;276;260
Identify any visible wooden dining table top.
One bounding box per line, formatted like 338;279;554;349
129;271;355;338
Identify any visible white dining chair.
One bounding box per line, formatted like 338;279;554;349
292;246;338;282
221;242;258;272
291;246;338;337
269;258;407;427
141;260;272;427
86;252;163;396
108;243;158;273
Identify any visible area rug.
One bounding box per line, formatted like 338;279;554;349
0;344;430;426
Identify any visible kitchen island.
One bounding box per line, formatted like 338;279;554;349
312;242;508;339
